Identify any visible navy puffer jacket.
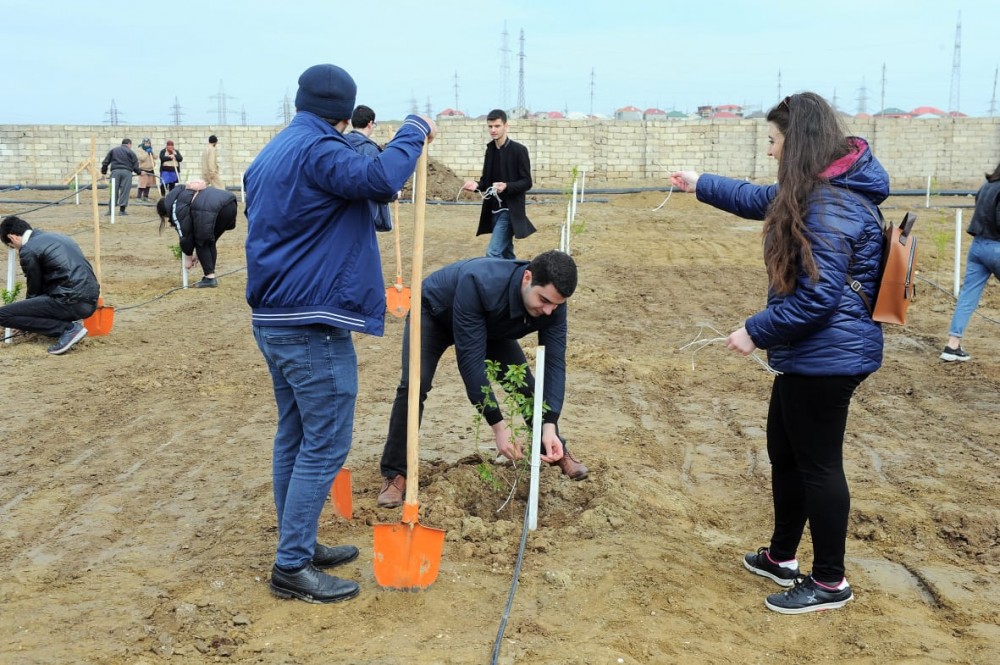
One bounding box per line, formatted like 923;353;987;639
695;137;888;376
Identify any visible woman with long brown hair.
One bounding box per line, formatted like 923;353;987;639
671;92;888;614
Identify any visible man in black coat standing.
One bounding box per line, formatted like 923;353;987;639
0;216;99;354
462;109;535;259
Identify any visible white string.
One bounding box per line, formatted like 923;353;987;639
679;325;782;375
651;185;673;211
456;185;502;205
650;160;675;211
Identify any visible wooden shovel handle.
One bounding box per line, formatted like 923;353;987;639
404;143;428;509
393;198;403;282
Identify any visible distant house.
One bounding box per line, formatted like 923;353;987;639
665;110;690;119
911;106;946;118
873;107;910;118
696;104;744;118
643;107;667;120
615;105;642;120
715;104;744;117
531;111;565;120
436;108;466;119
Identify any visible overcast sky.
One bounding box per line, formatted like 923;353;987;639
2;0;995;125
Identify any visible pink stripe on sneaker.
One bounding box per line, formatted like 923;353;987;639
814;577;848;591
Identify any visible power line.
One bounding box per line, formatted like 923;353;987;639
500;22;511;111
105;99;121;126
169;96;184;126
516;29;526;118
948;12;962;114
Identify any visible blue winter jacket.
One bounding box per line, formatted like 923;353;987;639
695;137;888;376
244;112;430;335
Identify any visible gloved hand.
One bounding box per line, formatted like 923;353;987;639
101;168;108;175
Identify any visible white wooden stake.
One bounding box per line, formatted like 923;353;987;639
571;179;578;222
925;175;932;209
182;254;189;289
4;248;15;344
74;175;80;205
954;209;963;298
528;345;545;531
580;168;586;203
110;178;116;225
240;171;246;203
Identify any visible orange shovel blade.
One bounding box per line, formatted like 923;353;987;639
386;282;411;319
373;502;444;590
330;468;353;520
83;297;115;337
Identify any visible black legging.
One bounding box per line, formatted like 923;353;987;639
194;200;237;276
765;373;867;584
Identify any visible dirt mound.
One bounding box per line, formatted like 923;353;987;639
400;156;467;202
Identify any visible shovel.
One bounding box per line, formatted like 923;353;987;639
373;142;444;590
330;468;352;520
82;136;115;336
386;198;410;318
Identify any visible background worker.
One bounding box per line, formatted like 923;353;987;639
200;135;223;189
462;109;535;259
345;105;394;232
0;215;99;355
100;138;141;216
157;178;237;288
940;159;1000;362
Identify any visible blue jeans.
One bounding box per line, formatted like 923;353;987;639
486;210;515;259
948;237;1000;338
253;324;358;569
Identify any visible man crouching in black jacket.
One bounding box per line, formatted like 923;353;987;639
0;216;99;355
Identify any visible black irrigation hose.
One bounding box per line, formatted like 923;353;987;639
114;265;247;313
490;501;532;665
4;186;96;217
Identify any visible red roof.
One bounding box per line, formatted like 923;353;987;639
436;108;466;117
644;108;666;115
911;106;945;116
616;105;641;112
715;104;742;111
711;111;739;119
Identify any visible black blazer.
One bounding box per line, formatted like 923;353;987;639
475;138;536;239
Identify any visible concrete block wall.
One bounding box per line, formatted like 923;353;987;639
2;117;999;191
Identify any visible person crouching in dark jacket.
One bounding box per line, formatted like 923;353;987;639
0;215;99;354
157;178;238;288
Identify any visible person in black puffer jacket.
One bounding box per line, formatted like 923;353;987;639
671;92;888;616
157;178;237;288
0;215;99;354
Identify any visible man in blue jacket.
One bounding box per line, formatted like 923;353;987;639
377;250;589;510
244;63;435;604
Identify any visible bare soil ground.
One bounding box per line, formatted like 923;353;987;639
1;184;999;665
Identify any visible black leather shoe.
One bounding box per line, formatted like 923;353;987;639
312;543;359;569
269;562;360;604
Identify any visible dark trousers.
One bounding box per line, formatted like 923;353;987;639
109;169;133;210
192;200;236;275
0;296;96;337
379;308;536;479
766;373;867;584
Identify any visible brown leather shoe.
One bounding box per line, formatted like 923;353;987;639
553;449;589;480
377;474;406;508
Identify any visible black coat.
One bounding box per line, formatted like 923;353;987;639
19;230;100;305
163;185;237;254
475;138;535;239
